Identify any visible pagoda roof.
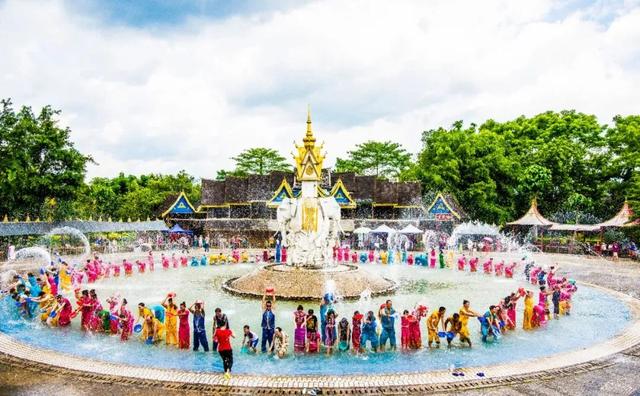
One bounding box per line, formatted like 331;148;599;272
330;178;356;208
267;178;294;208
160;192;196;217
426;192;465;220
506;198;554;226
597;200;634;228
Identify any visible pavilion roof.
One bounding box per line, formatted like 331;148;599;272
549;223;600;232
597;200;634;228
0;219;168;237
506;198;554;226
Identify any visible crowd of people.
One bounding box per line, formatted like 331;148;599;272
1;249;579;379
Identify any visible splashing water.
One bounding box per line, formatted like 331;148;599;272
13;246;52;266
0;247;53;283
422;230;438;250
41;226;91;261
447;221;499;249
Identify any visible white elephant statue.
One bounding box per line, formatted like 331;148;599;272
276;196;342;268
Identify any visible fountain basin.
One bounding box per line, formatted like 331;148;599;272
0;262;633;378
223;264;397;300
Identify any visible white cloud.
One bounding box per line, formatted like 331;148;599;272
1;0;639;179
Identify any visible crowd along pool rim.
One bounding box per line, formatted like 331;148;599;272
0;281;639;392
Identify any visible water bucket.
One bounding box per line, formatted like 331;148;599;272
133;323;142;333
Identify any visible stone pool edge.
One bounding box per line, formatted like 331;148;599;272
0;280;638;393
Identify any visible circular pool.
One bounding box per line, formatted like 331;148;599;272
0;262;632;377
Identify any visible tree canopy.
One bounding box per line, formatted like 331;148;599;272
75;171;201;220
217;147;291;179
335;140;414;179
0;99;93;220
417;111;638;225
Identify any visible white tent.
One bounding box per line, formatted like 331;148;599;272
353;226;372;234
399;224;423;234
371;224;395;234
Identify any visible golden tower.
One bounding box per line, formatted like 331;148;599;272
293;106;325;182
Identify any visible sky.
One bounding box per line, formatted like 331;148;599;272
1;0;639;180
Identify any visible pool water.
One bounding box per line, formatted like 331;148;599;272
0;263;631;376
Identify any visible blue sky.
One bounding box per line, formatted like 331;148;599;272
1;0;639;179
69;0;308;28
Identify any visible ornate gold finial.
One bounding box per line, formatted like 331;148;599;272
2;215;7;223
304;104;316;148
293;106;325;182
25;214;31;222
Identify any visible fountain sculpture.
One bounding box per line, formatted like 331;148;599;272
276;110;342;268
224;110;396;299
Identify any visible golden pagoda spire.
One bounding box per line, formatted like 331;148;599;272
304;104;316;148
293;106;325;182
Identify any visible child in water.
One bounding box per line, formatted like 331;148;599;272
242;325;259;353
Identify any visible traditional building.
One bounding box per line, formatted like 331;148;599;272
163;112;467;243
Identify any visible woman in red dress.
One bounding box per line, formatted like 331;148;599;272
75;289;93;331
408;305;427;349
177;302;190;349
55;295;72;327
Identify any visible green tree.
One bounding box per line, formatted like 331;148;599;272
416;111;620;224
0;99;93;220
75;171;201;220
335;141;413;179
231;148;290;176
417;122;518;223
606;115;640;208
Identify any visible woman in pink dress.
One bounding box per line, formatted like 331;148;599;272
429;248;436;269
400;310;411;349
177;302;190;349
293;305;307;352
